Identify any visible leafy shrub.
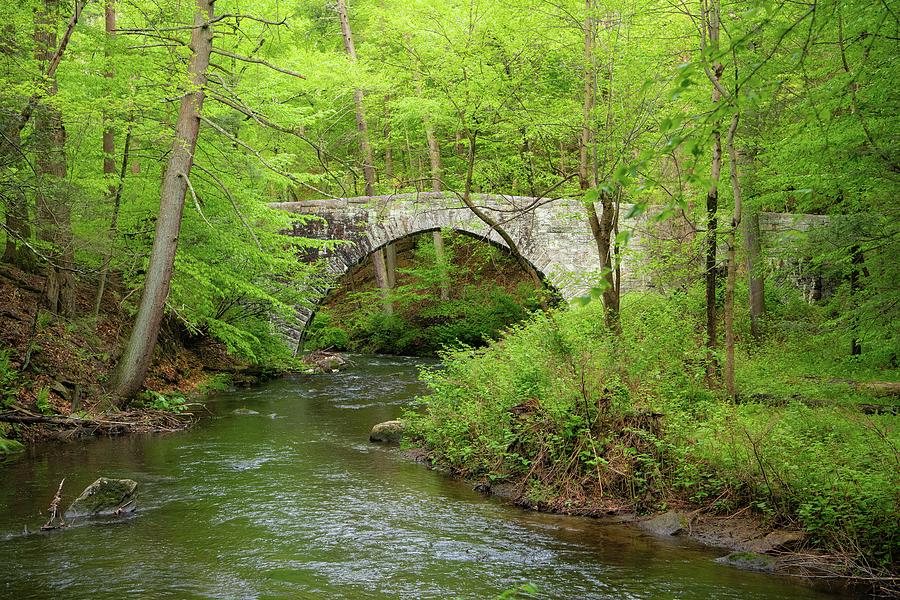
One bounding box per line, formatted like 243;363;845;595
138;390;188;412
405;294;900;564
0;349;18;408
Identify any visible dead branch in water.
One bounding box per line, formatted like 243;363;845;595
0;407;194;436
41;478;66;530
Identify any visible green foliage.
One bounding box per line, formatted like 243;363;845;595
196;373;233;394
35;387;51;416
0;436;24;455
0;350;18;408
137;391;188;413
406;294;900;564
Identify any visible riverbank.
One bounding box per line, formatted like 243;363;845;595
0;264;270;449
401;296;899;595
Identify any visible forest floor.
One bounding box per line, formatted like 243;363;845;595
0;263;261;446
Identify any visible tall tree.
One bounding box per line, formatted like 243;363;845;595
335;0;394;313
700;0;724;378
112;0;215;400
93;0;119;317
34;0;76;316
723;112;741;395
0;25;32;269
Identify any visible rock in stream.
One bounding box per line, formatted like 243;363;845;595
369;420;405;444
65;478;138;519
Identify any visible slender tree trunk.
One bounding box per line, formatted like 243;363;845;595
372;248;392;316
384;242;397;288
1;113;32;269
417;77;450;300
703;0;724;379
724;112;741;396
34;0;75;317
744;209;764;338
111;0;214;401
0;25;33;269
336;0;375;196
578;0;619;329
94;0;117;317
383;96;393;181
461;130;543;294
93;127;131;318
336;0;395;309
849;245;863;356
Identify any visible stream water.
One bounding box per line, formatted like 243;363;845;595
0;355;855;599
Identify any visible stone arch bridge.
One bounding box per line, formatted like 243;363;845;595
272;192;825;345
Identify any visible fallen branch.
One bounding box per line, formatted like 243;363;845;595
41;478;66;530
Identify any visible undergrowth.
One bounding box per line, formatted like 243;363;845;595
404;292;900;567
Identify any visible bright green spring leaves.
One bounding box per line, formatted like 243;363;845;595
405;293;899;564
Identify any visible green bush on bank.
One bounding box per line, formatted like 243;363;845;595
404;293;900;565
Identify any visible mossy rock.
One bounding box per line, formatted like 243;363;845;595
369;420;405;444
715;551;777;573
65;477;138;519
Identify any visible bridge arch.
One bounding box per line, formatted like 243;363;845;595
273;192;613;347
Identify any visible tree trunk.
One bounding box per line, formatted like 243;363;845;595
0;25;33;269
384;242;397;288
724;112;741;397
383;96;393;181
372;248;393;316
93;127;131;318
93;0;117;317
336;0;375;196
1;112;32;269
418;77;450;301
744;209;764;339
850;244;863;356
111;0;214;401
461;131;543;294
34;0;75;317
432;230;450;301
578;0;619;329
703;0;724;380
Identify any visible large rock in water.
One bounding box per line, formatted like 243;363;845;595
638;510;690;536
369;420;405;444
65;478;138;519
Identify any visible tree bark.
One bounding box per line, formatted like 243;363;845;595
93;0;118;317
579;0;619;329
372;247;393;316
724;112;741;397
383;96;393;181
34;0;76;317
744;209;764;339
703;0;724;380
336;0;375;196
849;245;863;356
0;25;34;269
111;0;214;401
93;126;131;318
461;131;543;293
417;77;450;300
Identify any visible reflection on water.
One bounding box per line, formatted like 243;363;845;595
0;356;854;599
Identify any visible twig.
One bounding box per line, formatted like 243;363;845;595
41;478;66;530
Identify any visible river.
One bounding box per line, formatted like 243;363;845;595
0;355;854;598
